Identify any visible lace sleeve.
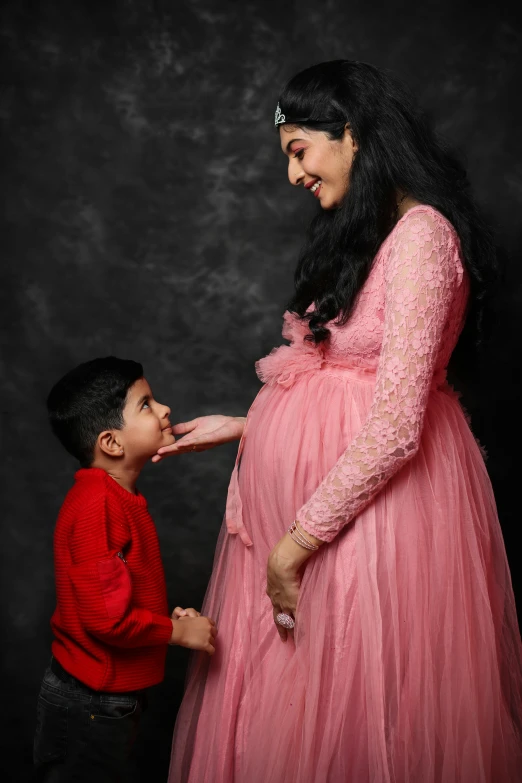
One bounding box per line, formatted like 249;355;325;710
297;212;462;543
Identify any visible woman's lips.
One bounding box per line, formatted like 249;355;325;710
306;178;322;198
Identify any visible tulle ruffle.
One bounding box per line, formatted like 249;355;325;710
256;311;379;389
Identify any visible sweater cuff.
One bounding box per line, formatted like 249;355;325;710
147;614;174;645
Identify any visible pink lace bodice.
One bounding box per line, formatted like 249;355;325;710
256;206;469;542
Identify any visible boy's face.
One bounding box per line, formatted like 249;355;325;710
118;377;175;461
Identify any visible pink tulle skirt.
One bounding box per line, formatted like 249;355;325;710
169;366;522;783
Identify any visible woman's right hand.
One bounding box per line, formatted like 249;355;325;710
152;415;245;462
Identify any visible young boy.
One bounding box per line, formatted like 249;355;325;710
34;356;216;782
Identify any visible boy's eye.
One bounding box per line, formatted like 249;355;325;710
142;401;150;409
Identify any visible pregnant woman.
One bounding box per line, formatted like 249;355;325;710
160;61;522;782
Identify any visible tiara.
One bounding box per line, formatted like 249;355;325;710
274;103;286;127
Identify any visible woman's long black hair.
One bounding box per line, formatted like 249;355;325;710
278;60;498;349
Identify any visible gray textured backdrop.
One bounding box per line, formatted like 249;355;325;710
1;0;521;780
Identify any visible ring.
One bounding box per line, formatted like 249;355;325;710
276;612;295;630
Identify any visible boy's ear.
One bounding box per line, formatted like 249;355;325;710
98;430;124;458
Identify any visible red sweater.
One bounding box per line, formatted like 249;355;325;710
51;468;173;692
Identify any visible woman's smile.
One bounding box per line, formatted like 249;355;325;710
306;177;322;197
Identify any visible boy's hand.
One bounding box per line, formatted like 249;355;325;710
169;615;217;655
171;606;201;619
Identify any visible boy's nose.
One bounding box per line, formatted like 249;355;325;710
158;402;170;419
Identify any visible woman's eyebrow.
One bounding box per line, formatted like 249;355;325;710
285;138;305;153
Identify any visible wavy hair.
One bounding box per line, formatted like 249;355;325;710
278;60;498;348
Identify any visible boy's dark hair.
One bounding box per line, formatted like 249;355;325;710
47;357;143;467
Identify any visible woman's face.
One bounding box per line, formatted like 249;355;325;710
280;124;358;210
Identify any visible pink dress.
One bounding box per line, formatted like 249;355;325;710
169;206;522;782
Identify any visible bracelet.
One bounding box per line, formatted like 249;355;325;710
294;519;320;548
287;519;320;551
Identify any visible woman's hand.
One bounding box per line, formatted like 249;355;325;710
266;533;318;642
152;415;246;462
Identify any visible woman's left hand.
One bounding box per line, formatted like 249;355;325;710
266;533;317;642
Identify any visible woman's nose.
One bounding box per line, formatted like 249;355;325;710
288;159;305;187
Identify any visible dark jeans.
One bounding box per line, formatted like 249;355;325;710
33;657;147;782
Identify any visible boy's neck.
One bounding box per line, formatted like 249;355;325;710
90;457;143;495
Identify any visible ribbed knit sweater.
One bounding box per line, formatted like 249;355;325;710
51;467;173;692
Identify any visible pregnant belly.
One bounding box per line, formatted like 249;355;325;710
236;371;376;544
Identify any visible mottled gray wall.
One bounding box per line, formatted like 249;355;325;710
1;0;521;779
